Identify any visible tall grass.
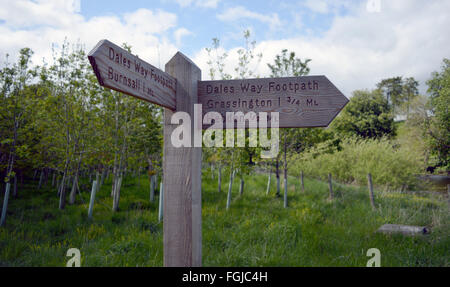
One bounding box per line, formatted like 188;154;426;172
0;170;448;266
290;137;424;190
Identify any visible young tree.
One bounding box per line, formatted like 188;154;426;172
267;49;311;203
332;89;396;139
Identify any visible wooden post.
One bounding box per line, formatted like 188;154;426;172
301;171;305;193
88;180;98;220
283;132;288;207
163;52;202;267
367;173;376;210
266;165;271;195
218;165;222;193
149;175;155;202
328;173;334;199
0;183;10;226
158;182;163;222
447;184;449;207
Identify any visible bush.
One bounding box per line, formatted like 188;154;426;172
290;137;424;189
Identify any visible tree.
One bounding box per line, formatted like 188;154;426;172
425;58;450;170
376;76;403;112
402;77;419;118
0;48;35;225
267;49;311;203
332;89;395;139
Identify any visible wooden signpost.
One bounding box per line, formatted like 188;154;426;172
199;76;348;128
88;39;348;267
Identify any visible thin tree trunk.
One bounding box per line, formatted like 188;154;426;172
113;176;122;211
99;167;106;191
12;175;17;198
226;153;235;210
88;180;98;220
38;169;44;189
69;175;78;205
52;171;56;187
58;170;67;209
0;183;11;226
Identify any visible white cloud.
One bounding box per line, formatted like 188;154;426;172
171;0;220;8
174;28;193;46
0;1;181;70
304;0;329;14
196;0;450;96
217;6;282;31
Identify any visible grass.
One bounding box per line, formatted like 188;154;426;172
0;168;448;266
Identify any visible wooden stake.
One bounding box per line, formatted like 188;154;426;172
88;180;98;219
367;173;376;210
328;173;334;199
163;52;202;267
301;171;305;193
239;178;244;196
158;182;164;223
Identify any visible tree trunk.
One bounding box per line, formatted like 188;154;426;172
266;163;271;195
99;167;107;191
88;180;98;220
58;171;67;209
38;169;44;189
0;183;11;226
12;175;18;198
226;155;235;210
52;171;56;187
69;175;78;205
112;176;122;211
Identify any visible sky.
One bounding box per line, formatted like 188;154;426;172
0;0;449;96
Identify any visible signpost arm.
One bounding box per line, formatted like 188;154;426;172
163;52;202;267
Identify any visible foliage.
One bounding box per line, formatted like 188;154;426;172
331;89;396;139
425;58;450;171
0;172;448;266
290;137;424;190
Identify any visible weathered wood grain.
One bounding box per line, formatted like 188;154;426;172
198;75;348;128
88;39;176;110
163;52;202;267
377;224;429;235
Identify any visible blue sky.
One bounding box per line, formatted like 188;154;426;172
0;0;449;96
79;0;342;54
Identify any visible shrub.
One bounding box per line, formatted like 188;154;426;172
290;137;423;189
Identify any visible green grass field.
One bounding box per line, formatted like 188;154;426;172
0;169;448;266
